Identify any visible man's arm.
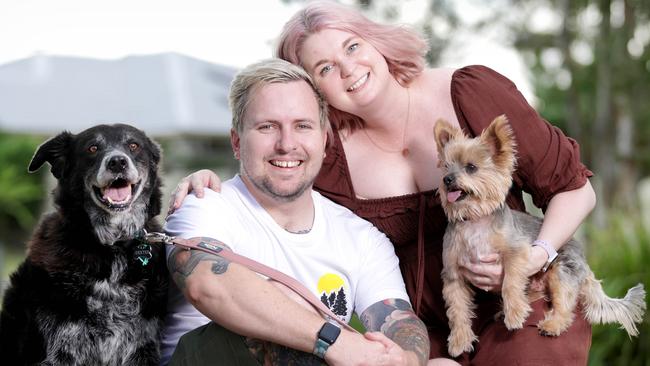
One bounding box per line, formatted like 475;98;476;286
168;245;390;366
360;299;430;366
169;244;324;350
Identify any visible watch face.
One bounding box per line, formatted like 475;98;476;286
319;322;341;344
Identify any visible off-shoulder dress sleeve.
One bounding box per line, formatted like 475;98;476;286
451;65;593;210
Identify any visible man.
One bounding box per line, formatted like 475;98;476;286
161;59;430;366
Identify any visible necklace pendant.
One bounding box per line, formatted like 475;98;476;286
401;148;410;157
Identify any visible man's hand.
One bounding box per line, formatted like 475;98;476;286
269;281;396;366
325;329;394;366
365;332;419;365
167;169;221;216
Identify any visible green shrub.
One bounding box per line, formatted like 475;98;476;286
586;215;649;366
0;132;45;238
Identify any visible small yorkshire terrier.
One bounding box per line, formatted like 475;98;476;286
433;115;646;357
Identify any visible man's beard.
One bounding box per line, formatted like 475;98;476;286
255;177;311;202
242;166;314;203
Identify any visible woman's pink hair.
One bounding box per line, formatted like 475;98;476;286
276;0;428;131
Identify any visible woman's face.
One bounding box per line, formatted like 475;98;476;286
299;28;392;114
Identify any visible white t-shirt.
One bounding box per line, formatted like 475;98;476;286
160;175;408;364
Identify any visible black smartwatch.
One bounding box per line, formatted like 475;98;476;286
313;321;341;359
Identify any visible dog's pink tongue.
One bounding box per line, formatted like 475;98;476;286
447;190;462;203
104;186;130;202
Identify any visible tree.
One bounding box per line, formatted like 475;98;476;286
321;292;330;307
509;0;650;224
332;288;348;317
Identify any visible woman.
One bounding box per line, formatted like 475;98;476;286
170;1;596;364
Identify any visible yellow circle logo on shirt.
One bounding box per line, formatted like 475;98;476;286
317;273;348;318
317;273;344;294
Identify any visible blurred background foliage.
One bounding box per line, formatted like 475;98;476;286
586;216;649;366
2;0;649;364
0;133;45;243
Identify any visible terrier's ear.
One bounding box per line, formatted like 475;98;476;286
28;131;73;179
480;115;517;171
433;119;461;158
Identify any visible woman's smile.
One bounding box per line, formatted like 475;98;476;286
347;72;369;92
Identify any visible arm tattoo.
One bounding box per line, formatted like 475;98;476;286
360;299;430;366
167;242;232;290
211;258;229;274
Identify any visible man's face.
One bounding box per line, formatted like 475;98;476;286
231;80;327;203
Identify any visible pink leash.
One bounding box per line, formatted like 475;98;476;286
142;231;358;333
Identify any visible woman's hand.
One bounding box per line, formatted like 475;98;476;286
526;245;550;276
459;253;504;293
167;169;222;216
460;245;551;292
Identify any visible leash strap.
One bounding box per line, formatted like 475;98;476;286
143;231;356;332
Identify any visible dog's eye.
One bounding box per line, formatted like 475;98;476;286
129;143;139;151
465;163;477;174
88;145;98;153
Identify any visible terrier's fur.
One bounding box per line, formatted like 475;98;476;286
434;115;646;357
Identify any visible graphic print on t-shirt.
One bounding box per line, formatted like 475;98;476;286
317;273;348;318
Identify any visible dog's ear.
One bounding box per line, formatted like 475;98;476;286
480;115;516;171
28;131;73;179
147;138;162;166
433;119;460;157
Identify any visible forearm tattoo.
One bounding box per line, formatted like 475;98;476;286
167;242;231;291
245;337;325;366
360;299;430;366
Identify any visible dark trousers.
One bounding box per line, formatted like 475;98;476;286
170;322;261;366
170;323;325;366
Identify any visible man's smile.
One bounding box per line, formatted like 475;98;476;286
269;159;303;168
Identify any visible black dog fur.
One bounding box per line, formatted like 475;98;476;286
0;124;168;365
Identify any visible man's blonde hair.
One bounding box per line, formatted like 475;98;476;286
229;58;329;135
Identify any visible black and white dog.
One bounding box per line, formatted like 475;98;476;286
0;124;168;365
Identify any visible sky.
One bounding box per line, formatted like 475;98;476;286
0;0;533;99
0;0;302;67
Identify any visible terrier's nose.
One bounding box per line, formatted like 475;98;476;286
443;174;455;187
107;155;128;173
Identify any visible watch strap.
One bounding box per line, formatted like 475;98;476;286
313;321;341;359
532;239;558;272
313;338;331;359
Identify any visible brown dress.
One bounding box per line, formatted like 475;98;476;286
314;65;593;365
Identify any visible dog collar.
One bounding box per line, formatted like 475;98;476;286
532;239;558;272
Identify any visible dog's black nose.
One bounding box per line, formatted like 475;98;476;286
107;155;128;173
443;174;455;187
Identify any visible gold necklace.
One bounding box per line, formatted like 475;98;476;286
363;87;411;157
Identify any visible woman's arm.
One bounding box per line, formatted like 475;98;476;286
461;180;596;291
528;179;596;275
453;66;596;291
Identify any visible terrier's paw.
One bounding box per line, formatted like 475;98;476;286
537;317;570;337
503;303;532;330
447;327;478;357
